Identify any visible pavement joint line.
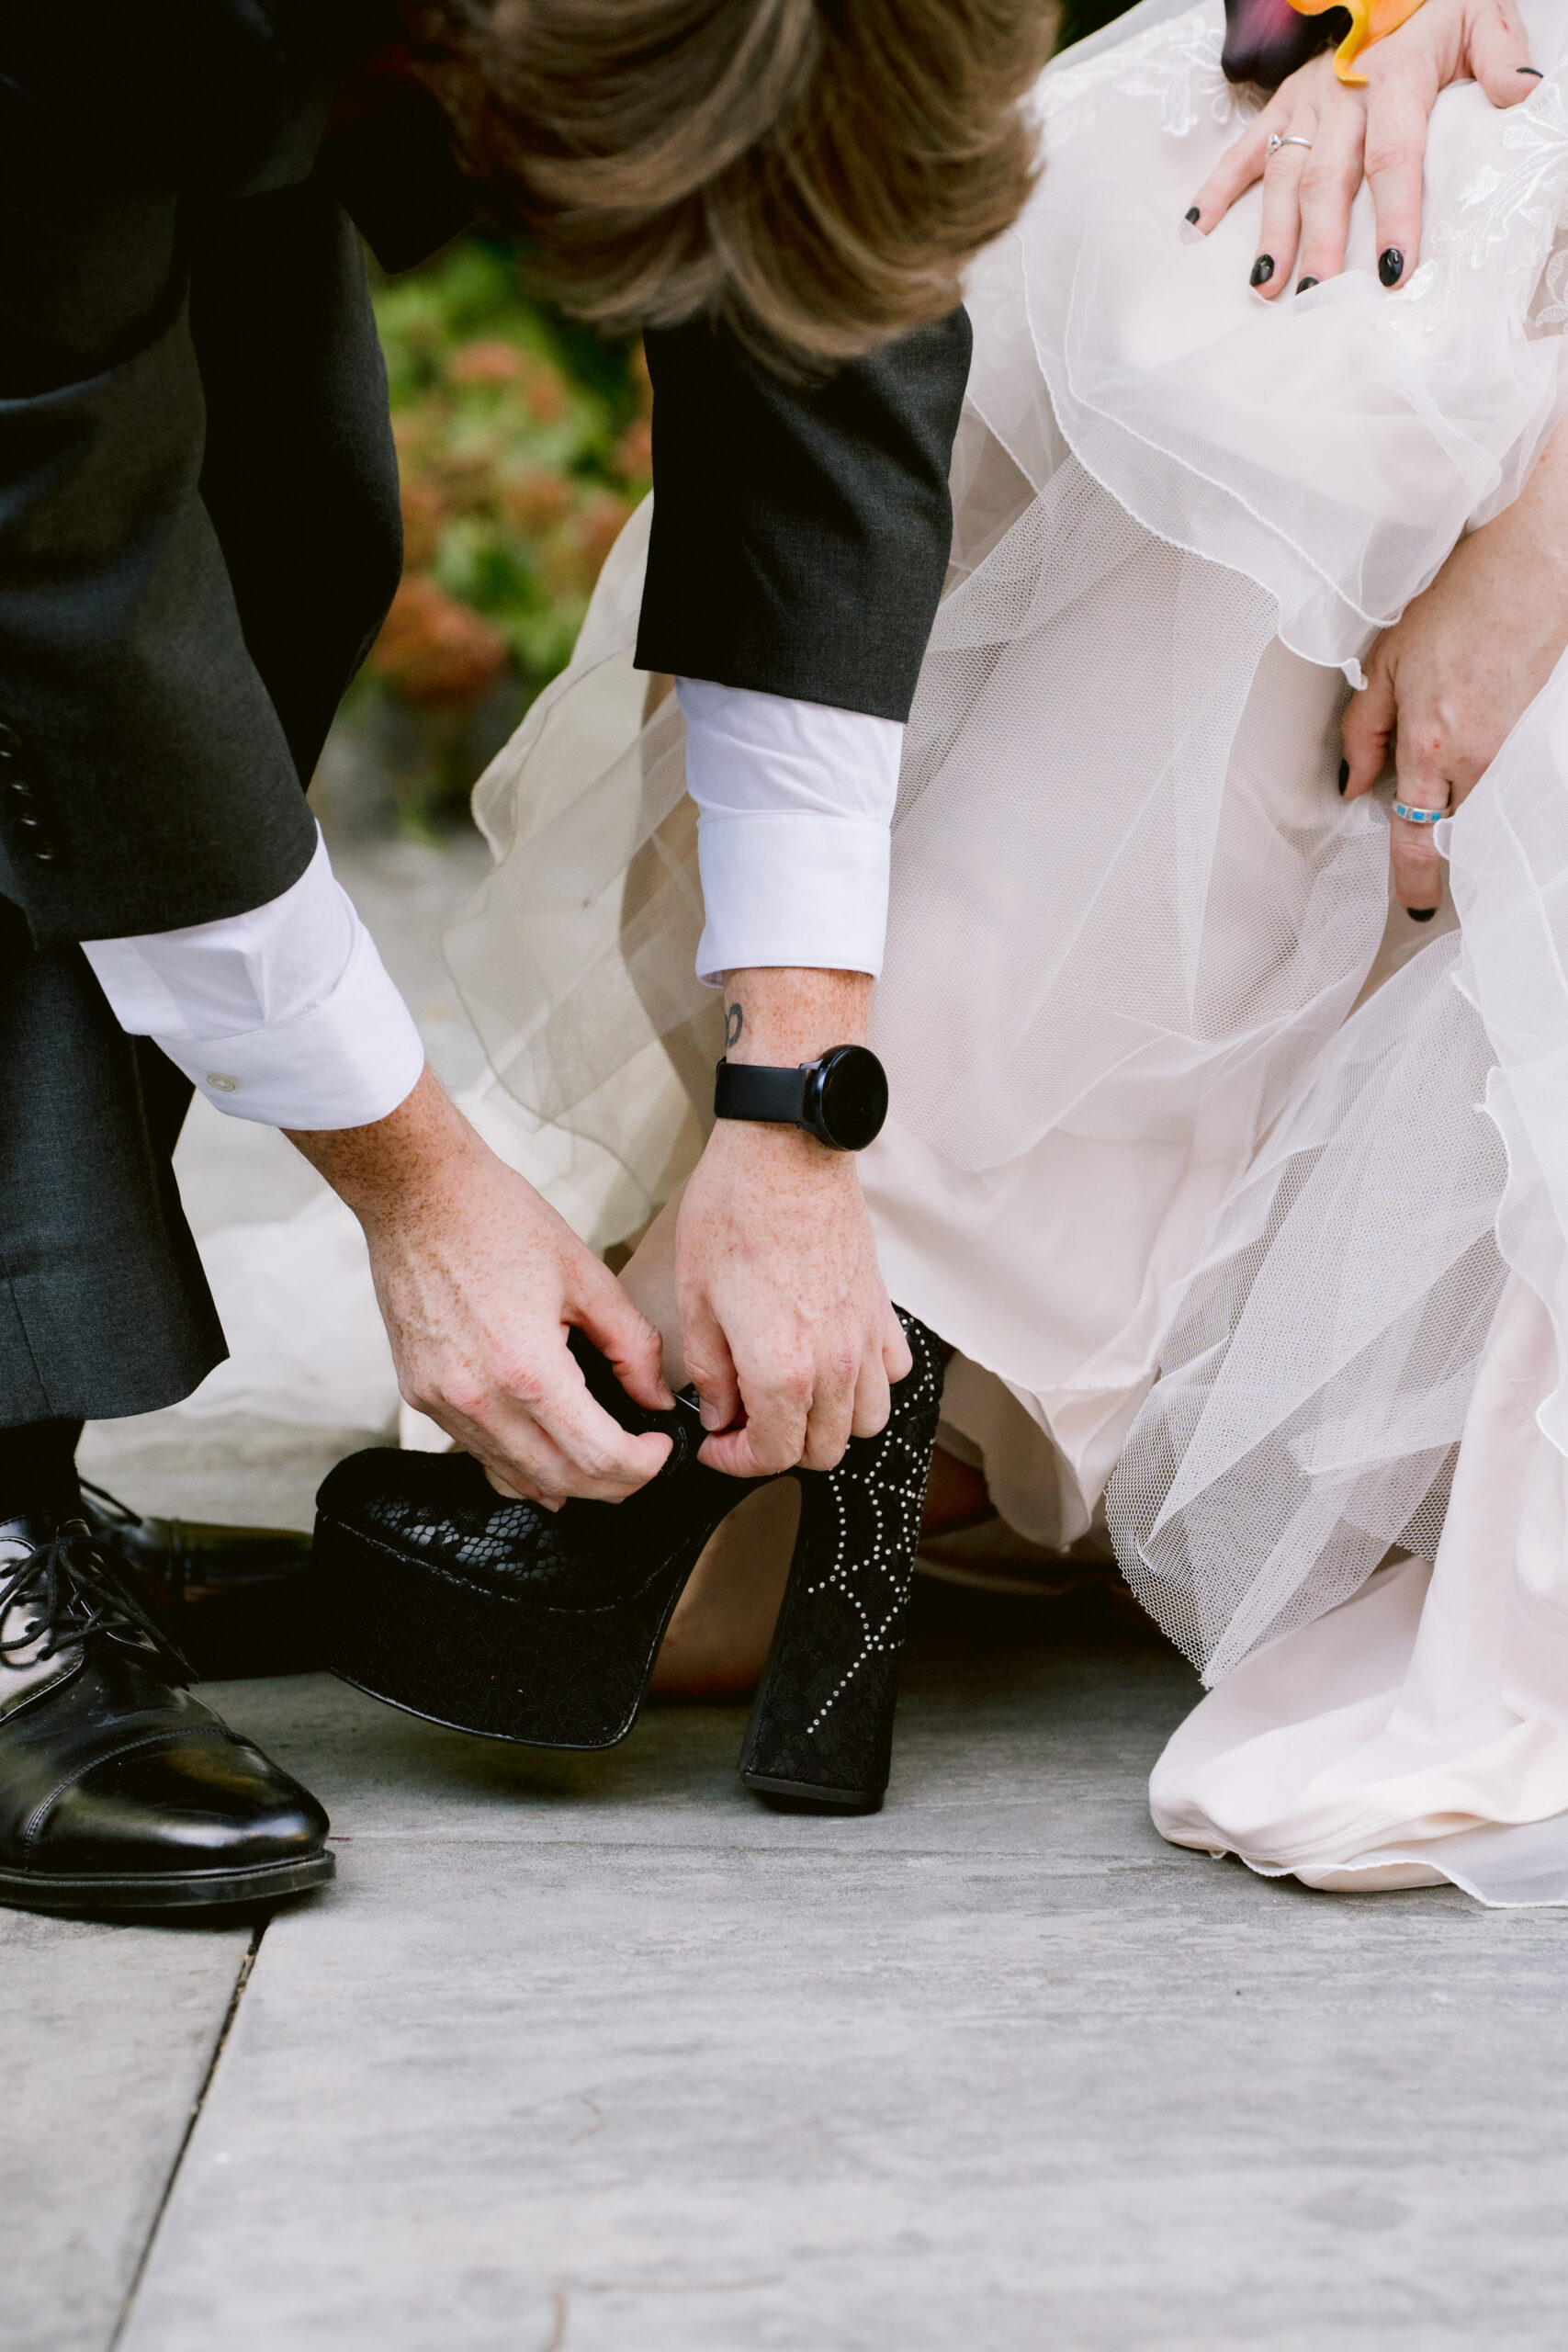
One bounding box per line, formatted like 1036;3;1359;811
107;1919;265;2352
321;1832;1184;1865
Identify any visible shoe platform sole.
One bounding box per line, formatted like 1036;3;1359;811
740;1770;885;1815
322;1532;896;1804
0;1849;334;1917
317;1516;694;1748
330;1662;637;1750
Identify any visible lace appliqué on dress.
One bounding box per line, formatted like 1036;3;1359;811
1396;74;1568;335
1042;3;1255;144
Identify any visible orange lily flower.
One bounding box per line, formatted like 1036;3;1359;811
1287;0;1427;85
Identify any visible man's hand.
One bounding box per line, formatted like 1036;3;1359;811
1189;0;1537;298
673;967;909;1478
287;1068;672;1508
1342;416;1568;916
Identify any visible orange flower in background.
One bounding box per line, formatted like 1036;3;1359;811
536;528;599;602
368;577;510;707
578;489;635;574
446;339;567;424
536;492;635;599
503;467;575;537
431;442;504;513
517;353;568;426
448;339;525;388
390;411;431;466
399;478;447;571
615;417;652;486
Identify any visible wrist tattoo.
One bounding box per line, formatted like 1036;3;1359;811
724;1001;744;1049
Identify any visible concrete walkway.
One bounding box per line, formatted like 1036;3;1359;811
18;1600;1568;2352
10;834;1567;2350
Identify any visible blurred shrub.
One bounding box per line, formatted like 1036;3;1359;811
1055;0;1138;46
352;238;651;836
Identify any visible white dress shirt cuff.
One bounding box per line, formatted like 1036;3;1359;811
678;678;902;984
82;829;426;1130
694;810;893;983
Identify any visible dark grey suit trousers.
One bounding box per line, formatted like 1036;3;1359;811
0;902;222;1425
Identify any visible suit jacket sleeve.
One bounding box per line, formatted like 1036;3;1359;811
0;293;330;944
635;308;972;724
0;21;342;943
0;4;447;946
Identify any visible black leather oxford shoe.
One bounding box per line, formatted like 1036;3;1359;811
0;1511;333;1915
80;1481;320;1679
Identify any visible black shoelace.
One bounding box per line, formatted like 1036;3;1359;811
77;1476;140;1531
0;1523;190;1676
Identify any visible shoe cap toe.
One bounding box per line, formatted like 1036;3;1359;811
29;1736;329;1878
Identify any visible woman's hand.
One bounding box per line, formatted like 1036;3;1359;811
1188;0;1537;298
1342;421;1568;917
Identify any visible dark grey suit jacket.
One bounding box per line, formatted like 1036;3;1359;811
0;2;970;946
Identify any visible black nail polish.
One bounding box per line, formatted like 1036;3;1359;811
1379;247;1404;288
1297;277;1318;294
1408;907;1436;922
1518;65;1543;77
1185;206;1201;224
1250;254;1275;288
1337;760;1348;796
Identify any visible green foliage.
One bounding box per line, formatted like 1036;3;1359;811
1055;0;1139;51
376;238;635;405
367;239;651;716
338;239;654;836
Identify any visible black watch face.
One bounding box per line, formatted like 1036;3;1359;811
810;1046;889;1151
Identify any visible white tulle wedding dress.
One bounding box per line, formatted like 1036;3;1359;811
190;0;1568;1903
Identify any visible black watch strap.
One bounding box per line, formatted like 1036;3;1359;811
713;1061;809;1127
714;1046;888;1150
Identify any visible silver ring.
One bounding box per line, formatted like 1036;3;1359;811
1267;133;1314;156
1392;801;1447;826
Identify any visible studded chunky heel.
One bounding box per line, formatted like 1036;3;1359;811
313;1310;943;1812
740;1324;942;1810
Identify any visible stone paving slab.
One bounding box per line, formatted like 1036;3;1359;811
115;1822;1568;2352
118;1614;1568;2352
1;1912;252;2352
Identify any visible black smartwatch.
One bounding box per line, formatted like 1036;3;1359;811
714;1045;888;1152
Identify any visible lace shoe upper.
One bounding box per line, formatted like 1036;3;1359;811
318;1404;731;1611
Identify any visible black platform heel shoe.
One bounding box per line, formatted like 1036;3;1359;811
313;1309;943;1813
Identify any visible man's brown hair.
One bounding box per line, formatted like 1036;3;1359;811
410;0;1053;368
